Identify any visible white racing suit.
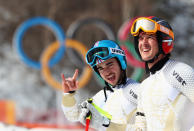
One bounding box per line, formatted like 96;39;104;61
61;78;139;131
134;59;194;131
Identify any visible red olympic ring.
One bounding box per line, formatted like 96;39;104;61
121;45;145;68
118;16;140;41
117;16;144;69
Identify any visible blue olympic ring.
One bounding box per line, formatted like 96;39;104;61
13;16;66;69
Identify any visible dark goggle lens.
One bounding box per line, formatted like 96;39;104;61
133;22;137;32
87;47;109;63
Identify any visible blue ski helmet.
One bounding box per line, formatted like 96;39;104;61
86;40;127;71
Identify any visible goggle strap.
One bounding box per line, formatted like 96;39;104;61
110;48;125;56
96;57;105;65
157;25;174;40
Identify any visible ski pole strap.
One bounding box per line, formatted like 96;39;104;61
87;98;112;120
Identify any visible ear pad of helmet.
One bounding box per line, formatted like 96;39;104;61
162;40;174;54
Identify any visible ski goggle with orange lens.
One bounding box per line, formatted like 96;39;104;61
131;17;174;40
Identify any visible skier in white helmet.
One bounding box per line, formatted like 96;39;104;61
61;40;140;130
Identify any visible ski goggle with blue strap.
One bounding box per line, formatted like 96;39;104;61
86;47;125;66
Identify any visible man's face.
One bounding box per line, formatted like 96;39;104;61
96;58;121;86
138;32;159;61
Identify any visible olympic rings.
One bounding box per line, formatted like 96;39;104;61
41;39;92;90
120;44;144;81
13;16;145;91
66;18;116;40
121;44;145;68
117;17;139;41
117;17;144;68
124;41;140;60
66;18;116;68
117;17;145;81
13;16;66;69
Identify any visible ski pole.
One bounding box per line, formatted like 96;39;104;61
85;99;93;131
85;113;91;131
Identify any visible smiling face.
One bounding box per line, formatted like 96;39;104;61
138;32;159;62
96;57;121;86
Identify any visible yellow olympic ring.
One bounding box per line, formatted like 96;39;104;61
41;39;92;90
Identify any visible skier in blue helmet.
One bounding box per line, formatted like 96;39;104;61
61;40;140;131
86;40;127;70
86;40;127;87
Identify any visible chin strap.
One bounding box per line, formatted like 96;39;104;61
143;52;160;63
143;52;161;74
